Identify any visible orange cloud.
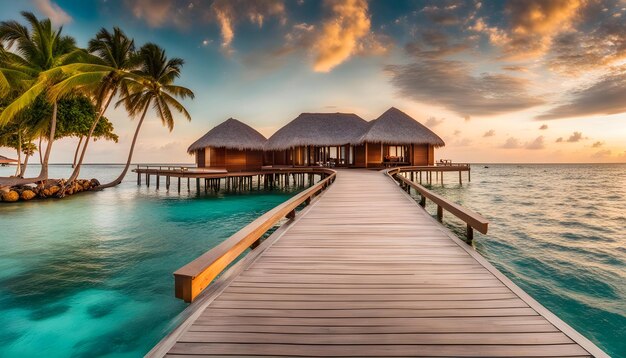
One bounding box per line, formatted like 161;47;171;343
471;0;584;59
313;0;373;72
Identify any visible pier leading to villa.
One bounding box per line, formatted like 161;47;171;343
148;169;607;358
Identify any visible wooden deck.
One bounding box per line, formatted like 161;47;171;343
151;170;607;357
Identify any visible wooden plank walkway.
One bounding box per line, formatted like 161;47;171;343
154;170;607;357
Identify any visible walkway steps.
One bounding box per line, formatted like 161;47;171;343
153;170;607;357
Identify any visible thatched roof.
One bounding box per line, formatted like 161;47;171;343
265;113;368;150
187;118;267;153
0;155;18;164
359;107;445;147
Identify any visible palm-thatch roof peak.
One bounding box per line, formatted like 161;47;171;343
187;118;267;153
359;107;445;147
0;155;18;164
265;112;368;150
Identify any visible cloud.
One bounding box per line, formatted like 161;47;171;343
548;13;626;74
264;0;387;72
525;136;545;150
500;137;521;149
592;141;604;148
453;129;461;136
312;0;374;72
420;3;463;25
425;117;444;127
536;68;626;120
386;59;544;117
566;131;585;142
470;0;584;59
211;0;286;52
33;0;72;25
125;0;180;27
591;149;612;158
125;0;285;52
483;129;495;137
502;65;529;72
539;124;549;130
405;29;471;58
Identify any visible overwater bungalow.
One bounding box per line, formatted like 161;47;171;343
264;113;369;167
0;155;18;166
187;118;267;172
359;107;445;167
188;107;446;171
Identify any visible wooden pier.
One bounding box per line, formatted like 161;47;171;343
149;169;607;357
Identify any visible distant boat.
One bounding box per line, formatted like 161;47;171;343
484;166;489;168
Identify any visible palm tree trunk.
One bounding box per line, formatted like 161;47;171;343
38;136;43;165
72;136;83;168
20;150;30;178
0;101;57;187
38;101;57;183
66;91;114;183
99;100;150;189
15;132;22;177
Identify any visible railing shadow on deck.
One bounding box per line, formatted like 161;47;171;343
385;167;488;242
173;168;337;303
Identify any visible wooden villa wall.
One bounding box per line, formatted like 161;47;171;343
209;147;225;167
195;149;205;168
411;144;428;166
410;144;435;166
353;145;366;167
195;147;263;171
366;142;383;167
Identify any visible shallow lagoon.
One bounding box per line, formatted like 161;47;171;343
0;163;624;357
0;164;298;357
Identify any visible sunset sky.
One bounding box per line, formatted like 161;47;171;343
1;0;625;163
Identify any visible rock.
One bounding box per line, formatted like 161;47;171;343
41;189;50;197
90;178;100;187
2;190;19;202
49;186;60;195
21;190;36;201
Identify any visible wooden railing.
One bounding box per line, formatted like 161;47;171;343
173;169;336;303
135;165;195;172
386;167;488;241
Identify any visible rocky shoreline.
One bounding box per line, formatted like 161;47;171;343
0;178;101;202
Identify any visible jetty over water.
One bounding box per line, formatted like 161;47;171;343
149;169;607;357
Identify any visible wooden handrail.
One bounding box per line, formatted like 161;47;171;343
173;169;336;303
385;167;488;241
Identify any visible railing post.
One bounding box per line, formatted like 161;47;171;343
466;224;474;243
437;205;443;222
249;239;261;250
286;209;296;220
419;195;426;207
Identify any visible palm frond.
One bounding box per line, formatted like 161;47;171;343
0;80;46;126
163;84;194;100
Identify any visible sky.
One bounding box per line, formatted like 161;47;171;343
1;0;626;164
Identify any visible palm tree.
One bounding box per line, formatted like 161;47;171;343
0;11;79;187
99;43;194;188
50;27;137;185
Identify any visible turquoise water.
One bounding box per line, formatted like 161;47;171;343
0;164;300;357
0;164;624;357
412;164;625;357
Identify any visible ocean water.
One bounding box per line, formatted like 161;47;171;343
0;164;301;357
411;164;625;357
0;164;624;357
